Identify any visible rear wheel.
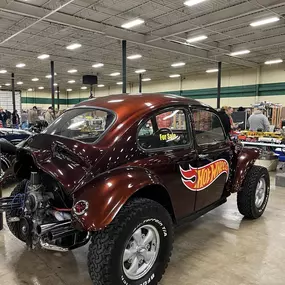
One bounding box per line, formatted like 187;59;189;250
237;166;270;219
87;198;173;285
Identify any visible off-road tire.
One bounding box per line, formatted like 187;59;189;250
5;179;27;242
237;166;270;219
87;198;173;285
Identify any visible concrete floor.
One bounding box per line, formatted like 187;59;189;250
0;174;284;285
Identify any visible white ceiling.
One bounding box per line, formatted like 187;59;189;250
0;0;284;91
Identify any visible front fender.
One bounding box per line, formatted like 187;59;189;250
73;166;166;231
231;147;260;192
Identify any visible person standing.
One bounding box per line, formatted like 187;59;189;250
28;106;38;127
218;107;231;137
248;106;270;131
0;108;7;128
12;110;20;129
44;106;55;125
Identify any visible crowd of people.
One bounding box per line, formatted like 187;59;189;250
0;105;57;129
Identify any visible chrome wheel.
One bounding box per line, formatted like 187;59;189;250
123;224;160;280
255;177;266;208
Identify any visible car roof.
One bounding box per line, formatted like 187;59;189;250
76;93;203;118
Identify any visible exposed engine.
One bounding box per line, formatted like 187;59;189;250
0;172;90;251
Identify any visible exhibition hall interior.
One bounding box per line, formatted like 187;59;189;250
1;0;285;284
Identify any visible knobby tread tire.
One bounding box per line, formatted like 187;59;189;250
6;179;27;242
87;198;173;285
237;165;269;219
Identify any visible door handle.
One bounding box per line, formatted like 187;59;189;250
198;154;209;159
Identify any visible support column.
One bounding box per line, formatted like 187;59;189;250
11;73;16;112
122;40;127;93
57;85;60;110
139;73;142;93
50;61;55;111
255;66;261;103
217;62;222;109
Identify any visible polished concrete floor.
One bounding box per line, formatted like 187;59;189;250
0;174;284;285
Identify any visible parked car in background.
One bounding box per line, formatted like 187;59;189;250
0;94;270;285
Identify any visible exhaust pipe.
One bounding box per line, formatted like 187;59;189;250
47;228;79;241
36;221;71;236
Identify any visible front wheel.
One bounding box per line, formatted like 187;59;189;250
237;165;270;219
88;198;173;285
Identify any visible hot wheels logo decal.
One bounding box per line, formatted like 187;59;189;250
180;159;229;191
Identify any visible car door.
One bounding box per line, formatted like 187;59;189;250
191;107;231;211
137;106;199;219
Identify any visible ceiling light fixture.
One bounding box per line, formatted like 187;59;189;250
92;63;104;68
54;83;58;86
250;17;280;27
186;35;208;43
67;88;72;92
0;69;7;74
68;69;77;73
46;73;57;78
81;86;88;90
117;82;123;85
16;63;26;68
184;0;207;7
230;50;250;56
38;86;44;90
110;72;120;76
135;69;146;73
265;59;283;65
27;88;33;91
127;54;142;60
171;62;186;67
98;84;105;87
68;80;75;83
206;69;219;73
66;43;82;50
32;78;39;81
169;74;181;78
5;83;11;86
121;19;145;29
37;54;50;59
142;78;151;81
17;81;23;85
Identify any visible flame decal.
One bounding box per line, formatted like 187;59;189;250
180;159;229;191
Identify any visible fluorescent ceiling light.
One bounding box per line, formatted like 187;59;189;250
37;54;50;59
121;19;144;29
38;86;44;90
92;63;104;68
142;78;151;82
54;83;58;86
135;69;146;73
206;68;219;73
81;86;88;90
250;17;280;27
27;88;33;91
0;69;7;74
68;80;75;83
184;0;207;7
17;81;23;85
32;78;39;81
98;84;105;87
68;69;77;73
230;50;250;56
67;89;72;92
171;62;186;67
110;72;120;76
5;83;11;86
265;59;283;65
16;63;26;68
186;35;207;43
127;54;142;60
66;43;82;50
117;82;123;85
46;73;57;78
169;74;181;78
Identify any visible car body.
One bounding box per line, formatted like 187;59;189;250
0;94;270;285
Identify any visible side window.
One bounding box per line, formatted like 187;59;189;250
138;109;190;150
192;109;225;145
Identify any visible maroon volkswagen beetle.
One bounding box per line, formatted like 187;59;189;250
0;94;270;285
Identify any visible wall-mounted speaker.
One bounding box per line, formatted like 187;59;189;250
83;75;98;85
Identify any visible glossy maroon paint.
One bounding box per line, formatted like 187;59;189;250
16;93;260;231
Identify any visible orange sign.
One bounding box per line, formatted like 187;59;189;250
180;159;229;191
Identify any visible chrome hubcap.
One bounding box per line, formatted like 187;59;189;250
255;177;266;208
123;224;160;280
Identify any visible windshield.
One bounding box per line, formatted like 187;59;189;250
43;108;115;143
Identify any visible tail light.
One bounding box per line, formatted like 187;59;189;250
73;200;89;216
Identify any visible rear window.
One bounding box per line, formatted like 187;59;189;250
43;108;115;143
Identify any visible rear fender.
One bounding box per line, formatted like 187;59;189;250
73;167;171;231
231;147;260;192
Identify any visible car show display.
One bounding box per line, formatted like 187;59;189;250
0;94;270;285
